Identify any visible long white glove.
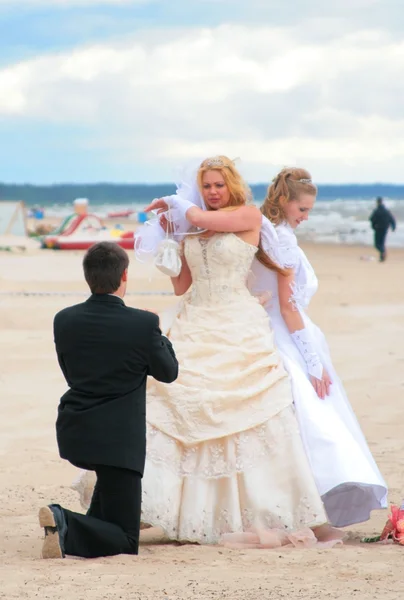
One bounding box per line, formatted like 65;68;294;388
162;194;196;223
290;328;323;379
136;194;198;262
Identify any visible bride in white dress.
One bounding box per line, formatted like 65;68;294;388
249;167;388;527
74;156;341;547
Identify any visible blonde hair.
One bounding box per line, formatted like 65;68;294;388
256;167;317;274
196;155;252;208
261;167;317;226
197;155;287;276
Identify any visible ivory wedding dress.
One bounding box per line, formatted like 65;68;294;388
75;232;337;546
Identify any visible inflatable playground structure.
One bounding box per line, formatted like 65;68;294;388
37;197;145;250
40;212;136;250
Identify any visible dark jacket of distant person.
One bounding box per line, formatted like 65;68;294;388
370;199;396;232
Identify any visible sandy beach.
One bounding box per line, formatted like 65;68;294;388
0;242;403;600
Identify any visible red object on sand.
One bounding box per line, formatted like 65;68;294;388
380;505;404;545
107;209;135;218
50;238;135;250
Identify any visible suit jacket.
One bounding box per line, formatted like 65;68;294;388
370;205;396;231
54;294;178;475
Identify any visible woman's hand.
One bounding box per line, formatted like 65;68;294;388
144;198;175;233
144;198;169;213
310;368;332;400
158;213;175;233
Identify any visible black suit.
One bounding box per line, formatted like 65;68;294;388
53;294;178;557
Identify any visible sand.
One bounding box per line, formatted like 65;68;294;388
0;242;403;599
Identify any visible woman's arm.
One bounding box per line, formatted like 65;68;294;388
144;198;261;233
186;205;261;233
277;270;305;332
170;250;192;296
278;270;331;399
157;214;192;296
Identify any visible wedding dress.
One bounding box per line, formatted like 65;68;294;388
74;232;338;546
249;222;388;527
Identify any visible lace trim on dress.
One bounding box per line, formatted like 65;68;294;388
140;499;328;545
288;281;311;311
140;409;329;543
146;413;298;479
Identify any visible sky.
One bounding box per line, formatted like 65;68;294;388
0;0;403;184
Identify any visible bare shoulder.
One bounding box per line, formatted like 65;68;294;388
233;205;262;224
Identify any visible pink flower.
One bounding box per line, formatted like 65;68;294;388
381;505;404;545
396;532;404;546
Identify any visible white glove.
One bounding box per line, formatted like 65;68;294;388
163;194;196;222
290;328;323;379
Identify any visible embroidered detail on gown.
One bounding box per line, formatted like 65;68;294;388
146;234;293;444
74;233;341;546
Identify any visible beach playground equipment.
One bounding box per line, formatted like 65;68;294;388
0;201;38;251
40;196;137;250
0;201;27;237
41;213;136;250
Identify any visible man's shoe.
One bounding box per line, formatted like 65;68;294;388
38;504;67;559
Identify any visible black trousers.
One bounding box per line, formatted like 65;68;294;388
374;228;388;260
62;465;141;558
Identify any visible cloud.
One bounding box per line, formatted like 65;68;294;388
0;22;403;182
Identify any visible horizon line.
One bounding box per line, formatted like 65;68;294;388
2;181;404;188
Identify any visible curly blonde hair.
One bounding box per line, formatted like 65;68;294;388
196;156;252;209
196;155;287;276
261;167;317;225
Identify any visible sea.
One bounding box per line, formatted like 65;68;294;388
7;182;404;249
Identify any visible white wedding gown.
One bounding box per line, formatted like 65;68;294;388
249;223;388;527
74;232;339;546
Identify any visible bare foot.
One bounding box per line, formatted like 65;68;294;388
312;524;345;543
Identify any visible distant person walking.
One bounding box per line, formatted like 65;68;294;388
369;197;396;262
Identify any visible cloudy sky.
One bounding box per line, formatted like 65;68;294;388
0;0;403;184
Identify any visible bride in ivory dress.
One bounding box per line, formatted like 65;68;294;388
74;156;342;548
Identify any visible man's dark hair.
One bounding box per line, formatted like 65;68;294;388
83;242;129;294
376;196;383;206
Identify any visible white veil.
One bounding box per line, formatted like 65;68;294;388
134;157;283;272
134;159;207;263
